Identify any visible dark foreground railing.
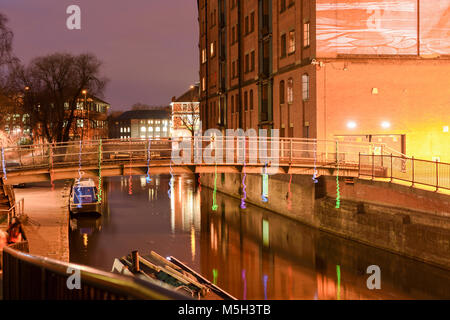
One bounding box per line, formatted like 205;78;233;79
2;243;189;300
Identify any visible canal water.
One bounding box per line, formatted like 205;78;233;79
69;174;450;300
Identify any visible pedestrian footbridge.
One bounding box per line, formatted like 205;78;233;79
0;137;404;186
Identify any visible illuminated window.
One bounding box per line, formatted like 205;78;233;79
288;30;295;54
444;126;449;133
303;22;310;47
302;74;310;101
202;48;207;63
210;42;215;57
287;78;294;104
156;127;160;132
148;127;153;132
141;127;147;132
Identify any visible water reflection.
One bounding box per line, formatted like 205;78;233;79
69;174;450;300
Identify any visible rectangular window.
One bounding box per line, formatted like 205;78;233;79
250;12;255;33
281;34;287;58
302;74;310;101
288;30;295;54
232;26;236;43
251;51;255;71
250;90;254;110
245;16;249;35
244;91;248;111
245;54;249;73
280;0;286;13
202;48;207;63
210;42;215;57
303;22;310;47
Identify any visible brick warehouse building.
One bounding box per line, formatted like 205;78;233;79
197;0;450;162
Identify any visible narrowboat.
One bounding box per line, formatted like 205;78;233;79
69;179;102;215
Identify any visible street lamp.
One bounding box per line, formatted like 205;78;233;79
82;89;88;141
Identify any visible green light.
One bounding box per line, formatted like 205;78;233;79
335;142;341;209
262;219;269;247
212;163;218;211
336;265;341;300
212;268;218;285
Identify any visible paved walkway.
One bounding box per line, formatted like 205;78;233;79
14;181;70;262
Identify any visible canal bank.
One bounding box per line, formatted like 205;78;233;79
13;181;70;262
200;173;450;270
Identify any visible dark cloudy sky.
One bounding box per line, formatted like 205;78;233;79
1;0;199;111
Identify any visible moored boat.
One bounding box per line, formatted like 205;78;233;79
111;250;237;300
69;179;102;215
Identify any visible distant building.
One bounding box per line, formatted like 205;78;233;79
0;94;32;145
112;109;171;140
71;94;110;141
171;84;200;137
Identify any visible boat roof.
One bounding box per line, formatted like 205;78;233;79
74;179;97;188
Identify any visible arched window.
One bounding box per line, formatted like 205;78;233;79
287;78;293;104
279;80;285;104
302;74;310;101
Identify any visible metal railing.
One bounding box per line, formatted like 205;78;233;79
0;137;390;173
359;153;450;191
2;243;190;300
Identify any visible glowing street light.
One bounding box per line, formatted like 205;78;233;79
381;121;391;129
347;121;357;129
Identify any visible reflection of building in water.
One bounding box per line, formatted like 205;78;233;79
197;186;447;300
170;175;201;233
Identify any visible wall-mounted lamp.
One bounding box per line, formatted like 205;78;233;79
381;121;391;129
347;121;357;129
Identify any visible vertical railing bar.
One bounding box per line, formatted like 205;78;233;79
390;153;393;183
436;159;439;192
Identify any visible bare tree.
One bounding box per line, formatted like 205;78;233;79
173;102;200;137
10;52;108;143
0;13;17;93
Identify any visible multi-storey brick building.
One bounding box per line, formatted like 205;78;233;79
198;0;450;162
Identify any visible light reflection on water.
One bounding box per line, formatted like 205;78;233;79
69;174;450;300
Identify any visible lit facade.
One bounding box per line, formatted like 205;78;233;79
112;109;171;140
71;95;110;141
171;85;201;137
198;0;450;162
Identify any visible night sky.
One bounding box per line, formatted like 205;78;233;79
1;0;199;110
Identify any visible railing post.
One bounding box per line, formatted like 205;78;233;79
289;139;293;165
371;152;375;180
358;152;361;179
390;154;393;183
412;156;415;187
436;159;439;192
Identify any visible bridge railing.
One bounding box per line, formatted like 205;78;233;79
2;244;189;300
1;137;390;172
359;154;450;191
